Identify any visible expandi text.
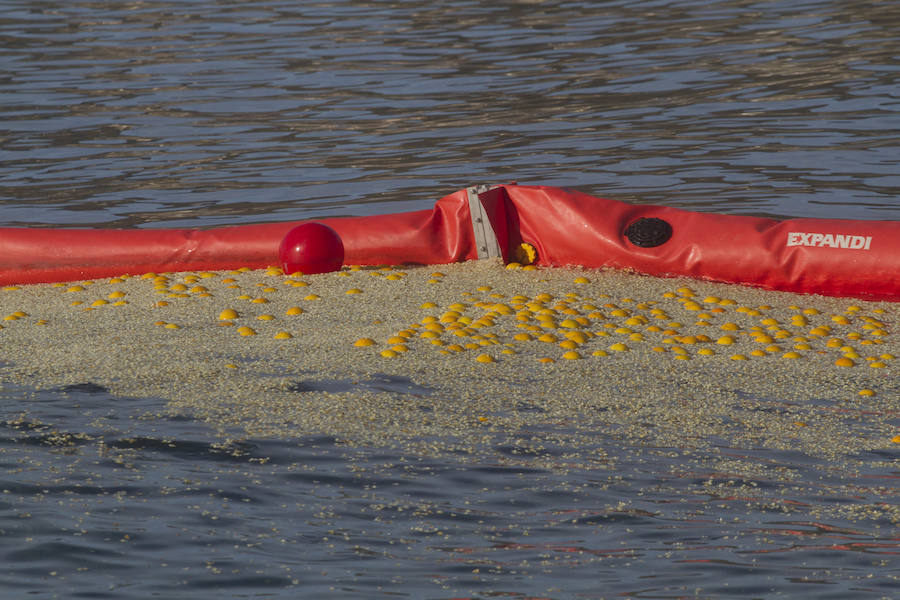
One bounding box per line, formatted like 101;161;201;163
787;232;872;250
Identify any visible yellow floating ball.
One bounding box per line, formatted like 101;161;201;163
380;349;398;358
609;342;629;352
834;357;855;367
274;331;292;339
237;326;257;336
285;306;303;316
565;331;589;343
475;353;495;363
219;308;238;320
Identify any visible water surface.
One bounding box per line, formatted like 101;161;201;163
2;0;898;228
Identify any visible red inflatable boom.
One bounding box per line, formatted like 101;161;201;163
1;184;897;301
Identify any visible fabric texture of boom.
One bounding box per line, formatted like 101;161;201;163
0;184;896;301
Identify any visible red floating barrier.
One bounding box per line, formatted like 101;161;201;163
0;184;897;301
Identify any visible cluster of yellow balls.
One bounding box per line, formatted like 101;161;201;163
359;280;894;373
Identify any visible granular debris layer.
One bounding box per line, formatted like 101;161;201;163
0;260;897;461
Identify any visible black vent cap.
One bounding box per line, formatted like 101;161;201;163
624;217;673;248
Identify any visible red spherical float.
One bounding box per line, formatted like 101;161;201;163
278;222;344;275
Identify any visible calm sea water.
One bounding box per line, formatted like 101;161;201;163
1;1;898;598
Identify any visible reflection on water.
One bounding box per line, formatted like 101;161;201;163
1;0;898;227
1;384;898;599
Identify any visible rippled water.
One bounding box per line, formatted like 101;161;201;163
1;1;899;598
2;0;899;229
3;383;898;599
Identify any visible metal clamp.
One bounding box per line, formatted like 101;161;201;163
466;184;502;260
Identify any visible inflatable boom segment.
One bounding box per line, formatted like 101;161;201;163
0;184;897;301
499;185;899;301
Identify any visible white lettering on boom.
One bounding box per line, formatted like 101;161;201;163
787;232;872;250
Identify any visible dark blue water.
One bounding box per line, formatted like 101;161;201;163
2;0;898;229
2;384;898;599
1;1;898;598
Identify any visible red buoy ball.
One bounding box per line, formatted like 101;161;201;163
278;222;344;275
